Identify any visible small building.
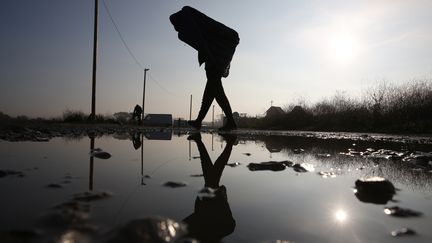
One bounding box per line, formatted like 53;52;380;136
144;130;172;140
143;114;172;127
173;118;189;127
265;106;285;118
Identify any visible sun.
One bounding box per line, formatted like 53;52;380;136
335;209;347;223
326;32;360;64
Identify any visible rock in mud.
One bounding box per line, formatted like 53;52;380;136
163;181;187;188
293;163;314;173
293;148;304;154
104;217;188;243
73;191;112;201
292;164;307;173
46;183;63;189
90;151;112;159
402;151;432;169
0;169;24;178
247;161;292;171
354;177;396;204
318;171;337;178
42;199;94;233
226;162;241;167
390;227;416;237
316;153;331;158
384;206;422;217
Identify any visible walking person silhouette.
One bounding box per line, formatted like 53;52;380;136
170;6;240;131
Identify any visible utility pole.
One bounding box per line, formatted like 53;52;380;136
142;68;149;123
189;95;192;121
89;0;98;120
141;133;144;185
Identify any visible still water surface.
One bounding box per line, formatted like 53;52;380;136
1;131;431;242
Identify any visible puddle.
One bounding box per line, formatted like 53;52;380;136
1;131;432;242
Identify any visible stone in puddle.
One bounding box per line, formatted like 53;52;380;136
104;217;188;243
46;183;63;189
293;163;314;173
163;181;187;188
91;151;111;159
316;153;331;158
402;151;432;169
293;164;307;173
318;171;337;178
354;177;395;204
0;170;24;178
226;162;241;167
247;161;292;171
384;206;422;217
293;148;304;154
391;227;416;237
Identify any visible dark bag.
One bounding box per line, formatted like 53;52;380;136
170;6;239;77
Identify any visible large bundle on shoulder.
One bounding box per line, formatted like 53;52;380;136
170;6;239;77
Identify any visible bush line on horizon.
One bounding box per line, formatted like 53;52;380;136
0;79;431;133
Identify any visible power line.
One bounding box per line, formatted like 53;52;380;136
102;0;145;70
101;0;177;97
148;73;179;97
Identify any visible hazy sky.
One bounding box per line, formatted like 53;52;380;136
1;0;432;120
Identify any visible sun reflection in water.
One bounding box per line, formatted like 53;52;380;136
335;209;348;223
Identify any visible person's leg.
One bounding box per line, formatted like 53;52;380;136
211;137;234;186
188;133;215;187
208;73;236;130
189;70;218;129
197;80;216;122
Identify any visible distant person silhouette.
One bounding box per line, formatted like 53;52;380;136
184;133;236;242
170;6;240;131
132;104;142;125
131;132;142;150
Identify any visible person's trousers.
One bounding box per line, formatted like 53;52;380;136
196;68;234;123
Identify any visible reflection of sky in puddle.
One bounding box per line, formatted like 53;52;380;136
0;132;431;242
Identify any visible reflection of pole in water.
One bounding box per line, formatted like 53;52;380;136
212;105;215;128
189;140;191;161
141;133;144;185
89;136;95;191
212;133;214;151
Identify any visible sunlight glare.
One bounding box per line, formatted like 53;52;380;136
335;209;347;223
327;32;360;64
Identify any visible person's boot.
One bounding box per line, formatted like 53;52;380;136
218;120;237;131
187;133;202;141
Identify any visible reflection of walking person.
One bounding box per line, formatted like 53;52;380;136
132;104;142;125
170;6;240;131
184;133;237;242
